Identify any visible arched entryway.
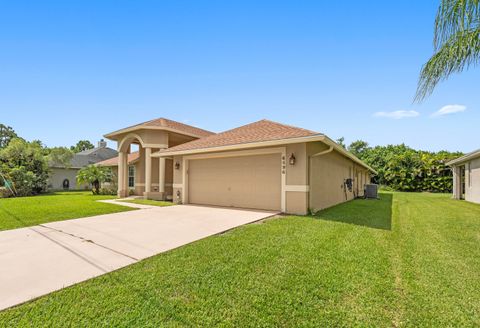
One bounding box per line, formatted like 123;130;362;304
116;133;169;199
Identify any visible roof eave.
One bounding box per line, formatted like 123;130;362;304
152;134;325;157
152;134;376;174
321;136;377;174
447;151;480;166
104;126;213;141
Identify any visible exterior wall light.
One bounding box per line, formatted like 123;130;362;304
289;153;296;165
175;161;180;170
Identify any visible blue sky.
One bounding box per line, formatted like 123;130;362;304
0;1;478;152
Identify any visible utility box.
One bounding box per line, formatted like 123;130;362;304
365;184;379;199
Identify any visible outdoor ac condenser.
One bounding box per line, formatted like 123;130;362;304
365;184;379;199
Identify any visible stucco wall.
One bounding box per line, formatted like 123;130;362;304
465;158;480;204
170;142;370;214
172;156;183;203
307;142;370;212
48;167;87;190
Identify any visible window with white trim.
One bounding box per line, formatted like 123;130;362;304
128;166;135;188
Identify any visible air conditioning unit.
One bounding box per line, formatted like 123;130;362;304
365;184;379;199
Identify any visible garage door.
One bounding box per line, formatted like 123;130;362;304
188;153;282;211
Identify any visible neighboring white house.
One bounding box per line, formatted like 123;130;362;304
448;149;480;204
48;140;117;190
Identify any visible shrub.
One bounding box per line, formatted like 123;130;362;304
97;187;117;196
0;187;13;198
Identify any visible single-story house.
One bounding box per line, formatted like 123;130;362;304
447;149;480;204
101;118;375;215
48;140;117;190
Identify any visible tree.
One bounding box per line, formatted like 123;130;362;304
0;138;50;195
76;165;113;194
47;147;74;168
336;137;346;149
0;124;18;149
348;141;462;192
348;140;369;158
416;0;480;100
71;140;94;153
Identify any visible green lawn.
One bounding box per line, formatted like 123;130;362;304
1;192;479;326
118;198;174;207
0;191;134;231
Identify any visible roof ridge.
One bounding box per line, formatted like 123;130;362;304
259;119;319;134
104;117;215;139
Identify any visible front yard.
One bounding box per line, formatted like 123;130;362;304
1;192;479;326
0;191;133;231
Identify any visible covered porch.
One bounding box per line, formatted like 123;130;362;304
103;118;213;201
116;133;173;200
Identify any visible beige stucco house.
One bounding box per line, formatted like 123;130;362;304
98;118;376;215
448;149;480;204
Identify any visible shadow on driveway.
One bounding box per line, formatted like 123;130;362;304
313;193;393;230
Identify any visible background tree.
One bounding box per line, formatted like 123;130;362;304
76;165;113;194
336;137;346;149
0;124;18;149
0;138;50;196
71;140;94;153
47;147;74;168
416;0;480;100
347;140;370;158
347;140;462;193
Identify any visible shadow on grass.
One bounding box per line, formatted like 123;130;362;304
313;193;393;230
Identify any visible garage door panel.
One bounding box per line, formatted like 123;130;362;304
188;153;281;211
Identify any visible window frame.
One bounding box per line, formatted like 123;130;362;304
128;165;135;189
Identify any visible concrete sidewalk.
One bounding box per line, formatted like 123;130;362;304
0;204;277;311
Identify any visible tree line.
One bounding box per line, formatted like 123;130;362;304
341;139;463;193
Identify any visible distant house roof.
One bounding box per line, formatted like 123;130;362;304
96;151;140;167
447;149;479;166
104;117;215;139
50;144;118;169
157;119;320;154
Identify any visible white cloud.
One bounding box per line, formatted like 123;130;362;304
431;104;466;117
373;110;420;119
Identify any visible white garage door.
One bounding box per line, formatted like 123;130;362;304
188;153;281;211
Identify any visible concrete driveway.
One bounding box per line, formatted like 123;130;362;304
0;203;277;311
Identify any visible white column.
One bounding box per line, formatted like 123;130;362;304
145;147;152;194
159;157;166;193
118;151;127;197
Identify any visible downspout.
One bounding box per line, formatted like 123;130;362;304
311;146;334;158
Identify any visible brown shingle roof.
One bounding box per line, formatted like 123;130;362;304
160;119;320;154
96;152;140;167
105;118;215;139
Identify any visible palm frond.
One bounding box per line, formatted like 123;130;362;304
416;27;480;101
434;0;480;49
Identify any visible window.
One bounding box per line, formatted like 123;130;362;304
128;166;135;188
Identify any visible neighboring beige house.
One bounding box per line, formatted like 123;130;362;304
448;149;480;204
49;140;117;190
100;118;376;215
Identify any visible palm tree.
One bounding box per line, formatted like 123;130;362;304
76;165;113;194
415;0;480;101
